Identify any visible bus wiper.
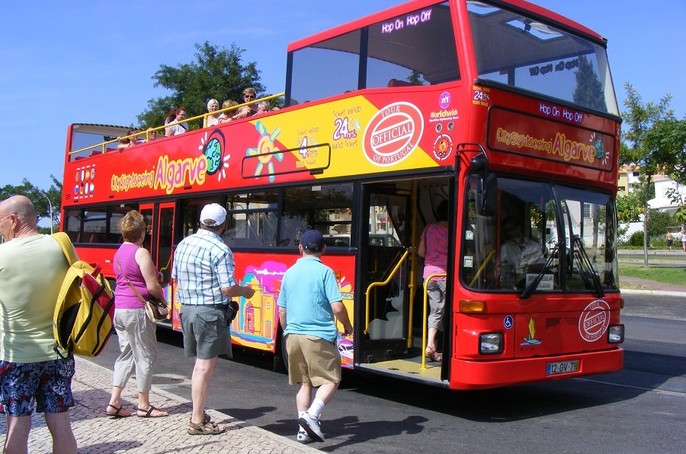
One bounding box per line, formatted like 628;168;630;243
572;235;604;298
519;243;559;299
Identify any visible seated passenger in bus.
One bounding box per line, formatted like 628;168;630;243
232;87;258;120
116;136;132;151
165;107;188;136
499;218;545;287
203;99;220;128
218;100;239;123
144;128;159;142
255;101;270;115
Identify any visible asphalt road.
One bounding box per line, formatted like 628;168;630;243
88;291;686;453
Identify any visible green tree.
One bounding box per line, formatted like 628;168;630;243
644;117;686;224
0;177;62;234
137;42;266;129
616;191;643;223
620;82;678;263
647;209;673;240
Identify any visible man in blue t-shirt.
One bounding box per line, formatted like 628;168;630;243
277;229;353;444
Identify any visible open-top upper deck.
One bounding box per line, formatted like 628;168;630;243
63;0;621;206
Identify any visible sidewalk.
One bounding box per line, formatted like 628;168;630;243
0;357;321;453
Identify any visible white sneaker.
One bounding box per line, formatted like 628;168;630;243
296;428;312;444
298;413;325;442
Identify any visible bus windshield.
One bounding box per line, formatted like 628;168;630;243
463;175;618;294
468;1;618;115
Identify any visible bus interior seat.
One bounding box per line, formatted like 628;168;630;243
368;291;404;340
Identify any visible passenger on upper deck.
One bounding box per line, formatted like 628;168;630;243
256;101;270;115
117;136;132;151
218;100;239;123
117;129;138;150
203;99;220;128
145;128;158;142
165;107;188;137
232;88;258;120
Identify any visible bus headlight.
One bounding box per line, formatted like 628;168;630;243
608;324;624;344
479;332;503;354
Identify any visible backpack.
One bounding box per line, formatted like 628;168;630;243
51;232;115;357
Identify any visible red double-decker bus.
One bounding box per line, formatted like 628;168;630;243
61;0;624;390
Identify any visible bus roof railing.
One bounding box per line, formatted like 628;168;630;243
68;92;285;158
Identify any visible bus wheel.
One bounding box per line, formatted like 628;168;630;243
273;328;288;373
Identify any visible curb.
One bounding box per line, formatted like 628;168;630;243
620;288;686;297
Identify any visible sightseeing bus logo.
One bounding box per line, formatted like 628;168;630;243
579;299;610;342
591;132;610;167
363;102;424;167
245;120;284;183
200;129;230;181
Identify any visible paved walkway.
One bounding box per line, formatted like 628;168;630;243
0;357;321;453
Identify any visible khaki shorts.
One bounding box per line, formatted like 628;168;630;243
285;334;341;387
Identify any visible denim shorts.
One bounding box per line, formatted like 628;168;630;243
0;355;76;416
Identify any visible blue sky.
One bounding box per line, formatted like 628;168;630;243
1;0;684;192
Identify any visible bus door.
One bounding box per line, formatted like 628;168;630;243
358;184;413;363
139;202;176;323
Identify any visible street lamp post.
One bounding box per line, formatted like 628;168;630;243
40;192;54;234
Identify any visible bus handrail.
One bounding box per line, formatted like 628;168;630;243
68;92;285;157
364;248;410;335
421;272;446;370
469;249;495;287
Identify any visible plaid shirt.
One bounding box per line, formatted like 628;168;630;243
171;229;236;306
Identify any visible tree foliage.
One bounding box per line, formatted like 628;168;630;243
0;177;62;233
620;82;677;171
137;42;266;129
619;82;685;261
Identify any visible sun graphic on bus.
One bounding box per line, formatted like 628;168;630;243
590;132;609;166
246;120;283;183
199;130;230;181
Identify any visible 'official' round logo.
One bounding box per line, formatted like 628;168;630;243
363;102;423;167
578;299;610;343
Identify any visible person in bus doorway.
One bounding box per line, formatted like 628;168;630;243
0;195;77;454
106;210;169;419
277;228;353;444
172;203;255;435
417;200;449;363
499;217;545;288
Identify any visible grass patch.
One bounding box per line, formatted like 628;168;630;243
619;264;686;286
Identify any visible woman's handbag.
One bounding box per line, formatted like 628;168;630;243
117;259;169;323
143;298;169;323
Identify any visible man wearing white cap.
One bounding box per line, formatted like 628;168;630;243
172;203;255;435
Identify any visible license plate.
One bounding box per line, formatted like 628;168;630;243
546;360;580;375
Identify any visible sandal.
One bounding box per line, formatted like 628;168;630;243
189;412;212;424
105;404;132;418
188;419;224;435
426;347;443;362
136;405;169;418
